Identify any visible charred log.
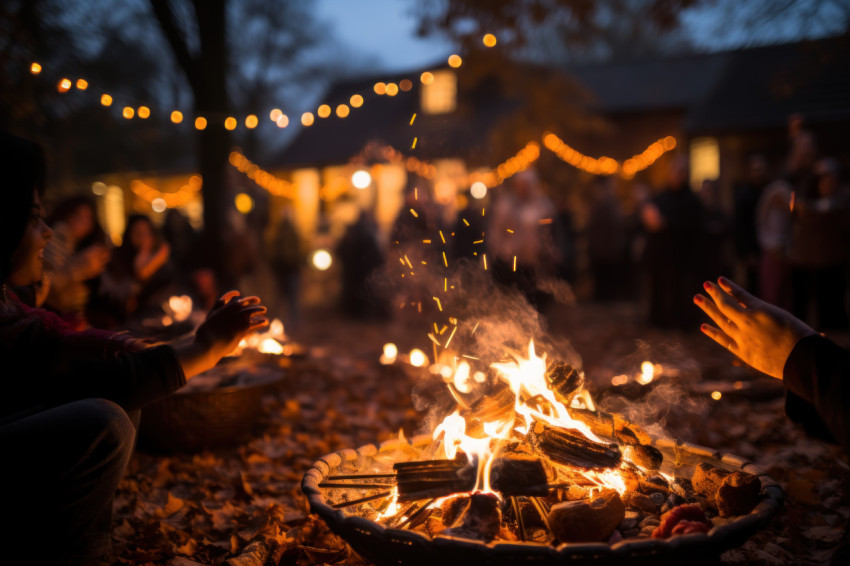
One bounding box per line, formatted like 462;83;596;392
546;361;584;406
529;421;622;470
490;456;549;497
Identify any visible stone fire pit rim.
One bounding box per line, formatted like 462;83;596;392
301;433;784;564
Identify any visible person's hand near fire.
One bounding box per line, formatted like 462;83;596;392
695;276;850;450
175;290;269;379
693;276;816;379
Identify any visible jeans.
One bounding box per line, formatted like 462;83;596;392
0;398;137;565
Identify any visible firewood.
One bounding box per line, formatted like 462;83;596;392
460;387;516;437
394;456;474;502
548;488;626;543
545;361;584;406
442;492;502;542
529;421;622;470
716;471;760;517
624;444;663;470
490;456;549;496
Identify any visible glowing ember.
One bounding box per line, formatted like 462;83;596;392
409;349;427;367
233;318;287;355
380;343;398;365
636;361;656;385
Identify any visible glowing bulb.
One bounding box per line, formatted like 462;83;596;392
385;82;398;96
100;94;113;106
311;249;332;270
276;114;289;128
470;181;487;199
448;54;462;68
350;94;363;108
420;71;434;85
317;104;331;118
194;116;207;130
335;104;350;118
30;62;42;74
351;170;371;189
75;78;88;90
170;110;183;123
57;78;72;92
269;108;282;121
245;114;258;129
234;192;254;214
122;106;134;119
409;349;427;367
711;391;722;401
138;106;150;119
380;343;398;364
224;116;237;130
301;112;314;126
399;79;413;91
91;182;107;196
151;198;167;213
483;33;497;47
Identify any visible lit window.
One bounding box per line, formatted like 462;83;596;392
421;70;456;115
689;137;720;190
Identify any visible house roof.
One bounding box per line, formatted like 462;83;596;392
276;35;850;168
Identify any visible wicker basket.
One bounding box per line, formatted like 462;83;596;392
138;366;285;453
302;429;783;566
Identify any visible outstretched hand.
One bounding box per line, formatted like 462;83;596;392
694;277;816;379
195;290;268;360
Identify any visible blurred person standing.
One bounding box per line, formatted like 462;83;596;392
43;196;110;329
488;168;555;309
733;154;769;291
699;179;733;285
586;176;627;301
641;154;704;329
338;210;387;319
787;156;850;330
270;206;302;331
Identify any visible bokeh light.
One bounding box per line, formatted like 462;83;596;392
138;106;150;119
483;33;497;47
351;170;371;189
151;198;167;213
350;94;363;108
224;116;237;130
301;112;314;126
100;94;113;106
276;114;289;128
336;104;350;118
448;54;463;68
75;78;88;90
245;114;258;129
311;249;333;271
194;116;207;130
420;72;434;85
122;106;134;119
170;110;183;123
317;104;331;118
470;181;487;199
234;193;254;214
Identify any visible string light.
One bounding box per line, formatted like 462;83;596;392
131;174;202;208
420;72;434;85
229;151;296;199
301;112;314;126
100;94;112;106
317;104;331;118
122;106;134;119
224;116;237;130
483;33;497;47
374;82;386;95
57;78;72;92
336;104;350;118
276;114;289;128
194;116;207;130
399;79;413;91
448;54;463;68
170;110;183;124
385;82;399;96
245;114;259;128
137;106;150;119
75;78;88;90
350;94;363;108
270;108;283;122
545;132;677;178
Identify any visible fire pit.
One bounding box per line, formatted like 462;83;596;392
301;342;783;565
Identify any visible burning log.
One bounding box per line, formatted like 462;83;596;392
443;492;502;542
545;361;584;406
460;387;516;437
624;444;664;470
548;488;625;543
692;462;731;500
490;456;549;497
529;421;622;470
394;456;473;502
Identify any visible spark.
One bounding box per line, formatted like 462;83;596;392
414;187;418;200
462;354;480;360
439;325;447;335
433;297;443;311
411;137;418;149
423;239;432;244
439;231;446;243
507;228;514;234
711;391;722;401
462;218;469;226
442;251;448;267
445;325;458;349
483;254;488;270
404;255;413;269
471;321;480;334
427;333;441;347
444;278;448;292
513;256;517;271
482;208;486;216
399;257;406;266
433;322;440;335
410;208;418;218
410;113;417;125
539;218;553;225
473;239;483;244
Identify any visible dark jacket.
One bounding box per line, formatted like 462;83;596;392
784;334;850;449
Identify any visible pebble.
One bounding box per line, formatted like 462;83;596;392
650;492;665;507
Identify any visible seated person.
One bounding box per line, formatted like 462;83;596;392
0;132;269;564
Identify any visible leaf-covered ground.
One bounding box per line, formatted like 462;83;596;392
112;302;850;565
